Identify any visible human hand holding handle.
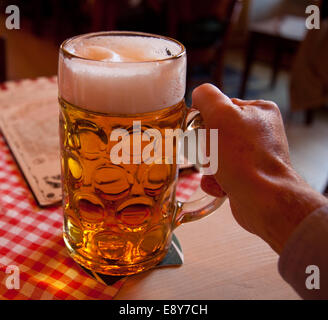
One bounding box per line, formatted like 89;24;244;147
192;83;328;254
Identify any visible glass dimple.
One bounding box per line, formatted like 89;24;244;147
94;232;126;261
138;225;168;257
75;194;105;227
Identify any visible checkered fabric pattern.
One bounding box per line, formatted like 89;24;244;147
0;132;201;300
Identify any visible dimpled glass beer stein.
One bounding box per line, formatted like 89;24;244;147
58;31;225;275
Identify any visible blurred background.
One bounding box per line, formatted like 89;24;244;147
0;0;327;195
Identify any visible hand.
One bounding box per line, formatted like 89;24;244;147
193;83;328;254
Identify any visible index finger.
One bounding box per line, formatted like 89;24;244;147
192;83;239;128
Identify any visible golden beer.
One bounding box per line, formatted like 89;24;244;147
59;98;186;275
59;31;224;276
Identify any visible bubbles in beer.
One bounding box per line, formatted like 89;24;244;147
81;45;122;62
69;36;181;62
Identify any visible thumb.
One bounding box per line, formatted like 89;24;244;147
191;83;238;128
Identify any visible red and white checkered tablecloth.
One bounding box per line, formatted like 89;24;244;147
0;133;201;300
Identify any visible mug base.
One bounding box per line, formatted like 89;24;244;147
63;232;168;276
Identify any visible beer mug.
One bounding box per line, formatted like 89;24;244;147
58;31;225;276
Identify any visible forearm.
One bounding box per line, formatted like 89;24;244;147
255;167;328;254
192;83;328;298
278;204;328;299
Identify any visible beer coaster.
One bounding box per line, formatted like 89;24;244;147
77;233;183;286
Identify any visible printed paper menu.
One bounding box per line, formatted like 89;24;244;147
0;77;61;206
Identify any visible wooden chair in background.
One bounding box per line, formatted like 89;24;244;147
238;15;307;100
239;0;325;127
166;0;241;90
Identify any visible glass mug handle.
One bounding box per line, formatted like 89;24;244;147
174;109;226;228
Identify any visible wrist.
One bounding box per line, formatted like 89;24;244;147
261;167;328;254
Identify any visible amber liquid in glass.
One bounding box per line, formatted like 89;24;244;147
59;97;186;275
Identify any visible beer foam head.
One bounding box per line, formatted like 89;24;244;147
58;33;186;114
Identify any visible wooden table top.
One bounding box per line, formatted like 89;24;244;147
116;191;300;300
